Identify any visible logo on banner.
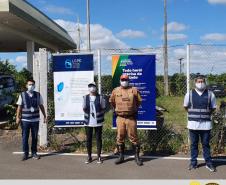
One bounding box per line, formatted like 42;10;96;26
65;58;82;69
57;82;64;92
120;59;133;67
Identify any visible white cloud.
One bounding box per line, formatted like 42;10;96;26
201;33;226;41
173;48;186;57
7;56;27;70
208;0;226;5
116;29;146;39
55;19;129;49
15;56;27;63
166;22;188;32
162;33;188;41
43;5;74;15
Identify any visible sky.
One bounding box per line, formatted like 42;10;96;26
1;0;226;74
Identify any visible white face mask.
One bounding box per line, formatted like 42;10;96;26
89;86;97;93
120;80;129;88
195;82;206;91
27;85;35;92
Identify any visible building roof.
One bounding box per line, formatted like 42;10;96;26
0;0;76;52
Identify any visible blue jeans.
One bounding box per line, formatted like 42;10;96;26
189;129;212;166
21;121;39;156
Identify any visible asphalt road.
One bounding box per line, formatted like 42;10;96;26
0;139;226;179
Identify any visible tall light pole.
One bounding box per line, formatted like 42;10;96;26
163;0;169;96
86;0;91;51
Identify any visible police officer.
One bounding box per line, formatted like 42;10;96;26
184;75;216;172
109;74;143;166
83;82;106;164
16;79;47;161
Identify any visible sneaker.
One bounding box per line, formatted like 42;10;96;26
97;157;103;164
85;157;92;164
206;164;216;172
32;153;40;160
188;163;197;170
21;155;28;161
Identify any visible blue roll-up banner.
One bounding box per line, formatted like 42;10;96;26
112;54;156;130
52;53;94;127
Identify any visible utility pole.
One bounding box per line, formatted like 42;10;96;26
163;0;169;96
86;0;91;51
178;57;184;74
77;15;81;52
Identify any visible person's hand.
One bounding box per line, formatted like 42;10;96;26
16;117;21;126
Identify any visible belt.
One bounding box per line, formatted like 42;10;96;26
118;115;136;119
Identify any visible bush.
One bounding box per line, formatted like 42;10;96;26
169;73;186;96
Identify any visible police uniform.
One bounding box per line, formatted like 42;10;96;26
110;86;142;145
109;76;143;166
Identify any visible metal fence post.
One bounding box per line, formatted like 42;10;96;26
97;49;102;94
186;44;191;149
186;44;190;94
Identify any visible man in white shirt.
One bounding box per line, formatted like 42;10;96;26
16;79;46;161
184;75;216;172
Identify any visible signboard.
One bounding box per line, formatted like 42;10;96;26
112;54;156;129
53;53;94;127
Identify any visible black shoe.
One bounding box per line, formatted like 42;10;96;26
115;144;125;165
97;157;103;164
188;164;197;170
21;155;28;161
85;157;92;164
133;145;143;166
32;153;40;160
206;164;216;172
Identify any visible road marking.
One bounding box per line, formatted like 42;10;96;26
12;152;226;162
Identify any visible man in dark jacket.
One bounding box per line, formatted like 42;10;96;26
16;79;46;161
184;75;216;172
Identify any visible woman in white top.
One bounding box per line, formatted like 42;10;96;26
83;82;106;164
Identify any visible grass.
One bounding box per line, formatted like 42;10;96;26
156;96;187;127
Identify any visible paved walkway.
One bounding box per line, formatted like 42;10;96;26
0;141;226;179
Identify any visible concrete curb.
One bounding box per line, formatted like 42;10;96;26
12;152;226;162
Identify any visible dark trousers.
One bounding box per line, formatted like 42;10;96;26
85;126;103;158
189;129;212;166
21;121;39;156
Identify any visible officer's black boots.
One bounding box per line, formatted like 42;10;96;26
133;144;143;166
115;144;125;165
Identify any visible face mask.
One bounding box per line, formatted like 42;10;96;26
89;86;97;93
27;85;35;92
120;80;129;88
195;82;206;91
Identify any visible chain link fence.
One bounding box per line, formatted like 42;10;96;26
47;44;226;155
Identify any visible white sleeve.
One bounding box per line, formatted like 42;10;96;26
16;95;22;106
183;92;190;107
210;92;217;109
